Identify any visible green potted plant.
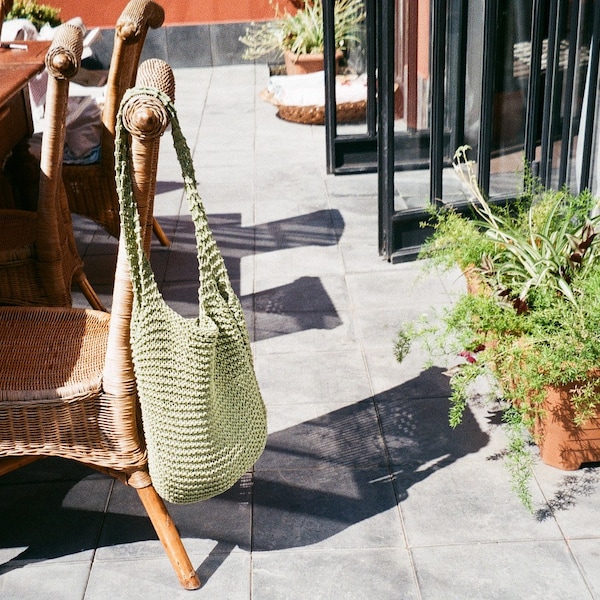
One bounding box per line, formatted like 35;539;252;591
395;146;600;511
239;0;365;75
7;0;61;31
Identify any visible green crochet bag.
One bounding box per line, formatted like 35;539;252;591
115;86;267;504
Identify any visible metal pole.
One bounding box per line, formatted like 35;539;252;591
558;0;580;187
539;0;561;186
477;0;498;197
579;0;600;192
378;0;396;258
324;0;337;174
524;0;546;167
430;0;446;205
365;0;378;136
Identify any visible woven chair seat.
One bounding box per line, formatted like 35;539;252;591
0;305;147;469
0;211;36;261
0;307;109;401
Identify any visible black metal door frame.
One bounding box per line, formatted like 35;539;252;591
324;0;600;261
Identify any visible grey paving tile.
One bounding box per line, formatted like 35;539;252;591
353;305;434;353
412;541;593;600
87;551;251;599
256;398;387;470
253;277;350;333
253;348;372;407
195;127;255;156
96;475;253;560
376;387;489;471
153;183;184;220
325;172;378;199
394;446;564;546
253;466;404;552
255;246;346;285
338;239;394;272
252;548;419;600
369;354;454;400
0;561;91;600
533;464;600;532
0;475;112;565
253;307;353;350
77;251;117;286
569;538;600;598
345;267;452;312
251;209;341;254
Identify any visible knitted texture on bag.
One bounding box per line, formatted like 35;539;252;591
115;87;267;504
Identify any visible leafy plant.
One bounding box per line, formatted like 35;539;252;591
451;146;600;311
7;0;61;31
397;146;600;511
239;0;365;60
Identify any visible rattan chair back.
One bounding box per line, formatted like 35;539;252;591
62;0;171;247
0;23;104;310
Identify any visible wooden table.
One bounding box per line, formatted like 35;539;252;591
0;41;50;164
0;41;50;208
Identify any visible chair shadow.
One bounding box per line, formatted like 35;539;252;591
0;368;490;585
251;275;343;341
157;208;343;283
249;367;488;552
156;210;345;342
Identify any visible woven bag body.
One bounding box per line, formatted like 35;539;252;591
115;88;267;504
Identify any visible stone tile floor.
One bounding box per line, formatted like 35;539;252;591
1;64;600;599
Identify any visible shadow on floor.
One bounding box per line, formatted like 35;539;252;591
251;367;488;552
0;368;489;583
158;209;343;284
156;210;345;341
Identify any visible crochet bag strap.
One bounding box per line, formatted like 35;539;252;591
115;86;230;312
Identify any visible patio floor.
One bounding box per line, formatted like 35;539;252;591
1;64;600;599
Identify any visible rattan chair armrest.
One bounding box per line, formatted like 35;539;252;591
104;58;174;393
116;0;165;43
120;58;175;139
45;23;84;80
35;23;84;276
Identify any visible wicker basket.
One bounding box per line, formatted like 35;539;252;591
260;88;366;125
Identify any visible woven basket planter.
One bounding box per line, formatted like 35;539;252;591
260;88;366;125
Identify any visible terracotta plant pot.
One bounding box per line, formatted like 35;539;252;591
483;335;600;472
283;49;343;75
533;378;600;470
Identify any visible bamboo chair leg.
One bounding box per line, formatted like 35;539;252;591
74;272;107;312
152;217;171;247
136;484;201;590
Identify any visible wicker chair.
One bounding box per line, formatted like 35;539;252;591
62;0;171;247
0;59;200;591
0;24;104;310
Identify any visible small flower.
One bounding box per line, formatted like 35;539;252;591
458;350;477;364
